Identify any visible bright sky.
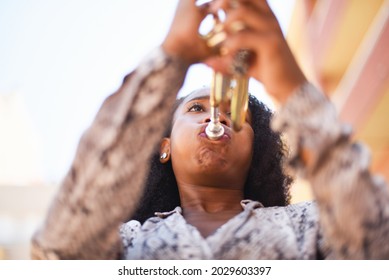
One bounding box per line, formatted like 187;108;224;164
0;0;295;184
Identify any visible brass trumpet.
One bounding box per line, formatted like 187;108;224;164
199;4;250;140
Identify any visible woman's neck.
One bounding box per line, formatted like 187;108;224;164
178;183;244;214
177;183;244;238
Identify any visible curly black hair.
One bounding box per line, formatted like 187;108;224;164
130;93;292;223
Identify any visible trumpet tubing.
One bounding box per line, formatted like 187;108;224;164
231;75;249;132
211;72;230;106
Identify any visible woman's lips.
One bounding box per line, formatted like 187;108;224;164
199;125;231;141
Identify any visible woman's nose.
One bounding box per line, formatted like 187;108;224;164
203;111;230;126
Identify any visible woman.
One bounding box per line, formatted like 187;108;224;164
31;0;389;259
131;89;291;225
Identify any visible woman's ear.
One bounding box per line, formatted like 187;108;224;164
159;137;171;163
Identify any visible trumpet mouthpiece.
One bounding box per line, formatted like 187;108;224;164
205;122;225;140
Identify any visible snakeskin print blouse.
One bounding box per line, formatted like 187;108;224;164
31;47;389;260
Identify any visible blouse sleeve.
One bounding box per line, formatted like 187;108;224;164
271;82;389;259
30;47;190;259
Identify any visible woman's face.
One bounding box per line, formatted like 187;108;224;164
167;88;254;189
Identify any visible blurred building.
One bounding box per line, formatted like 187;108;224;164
288;0;389;202
0;93;45;185
0;184;57;259
0;93;57;259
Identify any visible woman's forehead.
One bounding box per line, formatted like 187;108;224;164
181;88;211;103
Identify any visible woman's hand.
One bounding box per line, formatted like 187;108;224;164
206;0;307;104
162;0;213;64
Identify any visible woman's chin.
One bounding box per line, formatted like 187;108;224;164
195;148;229;170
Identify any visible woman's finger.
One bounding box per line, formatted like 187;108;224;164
204;54;235;74
223;3;281;35
162;0;212;63
210;0;273;15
